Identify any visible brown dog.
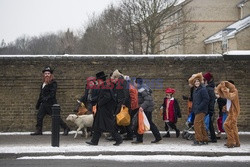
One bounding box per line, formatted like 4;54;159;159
73;100;88;115
77;103;88;115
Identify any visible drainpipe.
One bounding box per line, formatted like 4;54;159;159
238;2;245;19
212;42;214;54
240;4;243;19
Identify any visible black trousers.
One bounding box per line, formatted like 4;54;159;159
209;114;217;141
165;122;178;132
36;104;68;131
124;108;138;138
91;129;122;144
136;111;161;142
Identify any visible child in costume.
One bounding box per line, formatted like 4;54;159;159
161;88;181;138
188;72;209;145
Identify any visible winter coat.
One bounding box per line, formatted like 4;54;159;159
113;76;130;108
137;84;154;112
192;84;210;115
206;81;216;116
36;80;57;109
129;84;139;110
92;81;117;132
79;86;99;106
162;97;181;123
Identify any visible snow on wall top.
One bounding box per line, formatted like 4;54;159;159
0;54;222;58
223;50;250;55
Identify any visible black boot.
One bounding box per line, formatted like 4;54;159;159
86;141;98;146
113;139;123;146
163;132;170;138
151;137;162;143
63;127;70;136
176;129;180;138
30;128;42;135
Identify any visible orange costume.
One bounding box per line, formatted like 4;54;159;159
216;81;240;148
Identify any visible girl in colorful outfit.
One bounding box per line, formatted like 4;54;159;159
161;88;181;138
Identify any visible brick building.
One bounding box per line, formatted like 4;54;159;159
159;0;250;54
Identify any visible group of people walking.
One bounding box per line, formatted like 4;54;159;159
31;66;241;148
188;72;241;148
84;70;163;145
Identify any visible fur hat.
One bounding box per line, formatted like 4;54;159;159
203;72;213;82
165;88;175;94
188;72;203;85
111;69;123;79
42;66;53;74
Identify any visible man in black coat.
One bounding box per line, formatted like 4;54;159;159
203;72;217;143
31;66;70;135
86;71;123;146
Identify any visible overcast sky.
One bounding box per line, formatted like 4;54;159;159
0;0;120;44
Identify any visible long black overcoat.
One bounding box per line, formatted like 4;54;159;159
92;82;117;132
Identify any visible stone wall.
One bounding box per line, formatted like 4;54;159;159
0;55;249;132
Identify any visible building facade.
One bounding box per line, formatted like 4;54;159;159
159;0;250;54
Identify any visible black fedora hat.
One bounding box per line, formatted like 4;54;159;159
42;66;53;74
96;71;107;80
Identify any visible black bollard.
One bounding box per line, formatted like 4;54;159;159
51;104;60;147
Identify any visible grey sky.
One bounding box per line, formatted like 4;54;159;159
0;0;119;43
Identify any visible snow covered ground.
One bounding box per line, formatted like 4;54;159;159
0;131;249;155
17;155;250;162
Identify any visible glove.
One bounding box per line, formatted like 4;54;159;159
35;102;41;110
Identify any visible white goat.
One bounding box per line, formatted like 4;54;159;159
66;114;94;139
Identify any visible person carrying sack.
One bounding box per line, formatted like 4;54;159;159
110;70;133;140
132;78;162;144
